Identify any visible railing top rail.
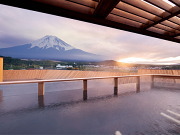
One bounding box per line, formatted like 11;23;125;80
141;74;180;77
0;75;141;85
0;74;180;85
152;74;180;77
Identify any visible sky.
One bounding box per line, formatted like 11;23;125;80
0;4;180;65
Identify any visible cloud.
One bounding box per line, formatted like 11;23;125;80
118;56;180;65
0;34;31;48
0;4;180;64
158;56;180;63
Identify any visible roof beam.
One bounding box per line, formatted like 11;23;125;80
122;0;179;26
168;0;180;7
93;0;121;18
0;0;179;43
144;0;180;19
144;0;173;12
172;33;180;37
143;6;180;29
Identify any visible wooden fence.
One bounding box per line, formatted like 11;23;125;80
0;75;141;100
1;69;180;102
3;70;137;84
138;69;180;83
1;74;180;101
3;69;180;83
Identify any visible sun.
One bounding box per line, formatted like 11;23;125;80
118;57;149;63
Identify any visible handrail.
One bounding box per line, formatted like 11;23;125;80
0;74;141;100
0;74;179;101
0;74;141;85
1;74;180;85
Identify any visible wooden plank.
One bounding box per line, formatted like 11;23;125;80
144;0;173;12
155;23;179;32
107;14;143;28
168;0;180;6
0;57;3;82
147;27;166;34
161;20;180;30
143;6;180;29
66;0;97;8
154;75;180;79
38;82;44;96
4;69;138;81
111;8;152;24
116;2;160;21
4;69;180;85
114;78;118;95
93;0;121;18
121;0;179;28
168;16;180;25
83;79;87;100
138;69;180;83
122;0;166;17
36;0;95;15
0;74;141;85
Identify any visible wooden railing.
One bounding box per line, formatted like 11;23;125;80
4;69;180;82
0;75;141;100
151;74;180;88
138;69;180;83
0;74;179;101
3;70;136;81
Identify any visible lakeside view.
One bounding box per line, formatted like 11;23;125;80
0;1;180;135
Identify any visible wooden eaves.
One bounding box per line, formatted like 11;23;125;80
0;0;179;43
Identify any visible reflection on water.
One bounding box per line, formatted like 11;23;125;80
152;82;180;90
0;90;2;102
38;96;45;108
0;81;179;135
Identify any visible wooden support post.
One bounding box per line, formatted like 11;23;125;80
38;82;45;96
136;76;140;93
114;78;118;95
0;57;3;82
83;80;87;100
151;75;154;89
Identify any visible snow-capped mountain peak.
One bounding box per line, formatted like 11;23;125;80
0;35;100;61
31;35;75;51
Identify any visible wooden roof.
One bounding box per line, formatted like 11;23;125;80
0;0;179;43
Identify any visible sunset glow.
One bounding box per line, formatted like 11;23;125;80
118;57;152;63
118;56;180;65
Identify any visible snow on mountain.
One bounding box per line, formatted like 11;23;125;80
0;35;102;61
31;35;75;51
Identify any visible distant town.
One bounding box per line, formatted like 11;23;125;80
2;56;180;72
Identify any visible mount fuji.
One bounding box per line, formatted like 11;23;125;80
0;35;100;61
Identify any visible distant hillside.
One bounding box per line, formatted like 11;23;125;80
96;60;137;67
95;60;174;67
1;56;60;70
